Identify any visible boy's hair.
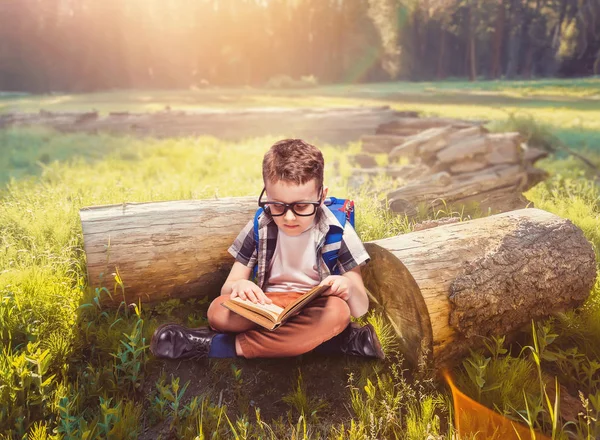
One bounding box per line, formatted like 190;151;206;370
262;139;324;189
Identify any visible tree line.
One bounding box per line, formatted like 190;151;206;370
0;0;598;93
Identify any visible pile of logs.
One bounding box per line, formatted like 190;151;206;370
353;117;549;217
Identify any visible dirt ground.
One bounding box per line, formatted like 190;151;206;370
139;350;386;438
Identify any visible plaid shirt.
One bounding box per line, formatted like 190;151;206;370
228;205;370;291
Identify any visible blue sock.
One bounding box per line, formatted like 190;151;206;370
208;333;237;358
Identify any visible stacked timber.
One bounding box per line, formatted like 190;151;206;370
352;118;549;217
359;117;482;154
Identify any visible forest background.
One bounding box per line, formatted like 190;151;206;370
1;0;599;93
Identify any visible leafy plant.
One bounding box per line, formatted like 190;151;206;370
282;369;328;422
109;303;148;393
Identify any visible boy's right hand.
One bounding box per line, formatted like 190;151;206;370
230;280;272;305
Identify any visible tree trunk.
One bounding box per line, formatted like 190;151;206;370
361;208;596;367
463;1;478;81
80;198;258;307
436;27;447;80
521;0;542;78
490;0;506;78
469;28;477;81
505;0;523;78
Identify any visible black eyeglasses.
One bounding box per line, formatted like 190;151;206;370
258;187;323;217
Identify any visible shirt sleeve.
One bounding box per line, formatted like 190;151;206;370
227;218;258;268
337;222;370;274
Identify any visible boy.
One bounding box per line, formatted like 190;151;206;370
151;139;384;360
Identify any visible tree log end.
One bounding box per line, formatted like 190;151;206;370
363;243;433;366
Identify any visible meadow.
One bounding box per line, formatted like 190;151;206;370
1;79;600;438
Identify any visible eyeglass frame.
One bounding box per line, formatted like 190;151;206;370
258;186;323;217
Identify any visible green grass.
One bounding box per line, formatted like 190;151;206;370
2;80;600;438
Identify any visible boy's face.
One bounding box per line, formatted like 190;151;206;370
264;179;327;236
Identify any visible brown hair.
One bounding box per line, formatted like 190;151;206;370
262;139;324;189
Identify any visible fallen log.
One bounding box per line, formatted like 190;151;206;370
387;164;529;217
389;126;456;161
80;198;257;307
361;208;596;367
1;106;403;145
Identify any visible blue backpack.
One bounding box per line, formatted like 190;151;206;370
252;197;355;279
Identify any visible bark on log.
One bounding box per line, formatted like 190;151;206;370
361;208;596;367
80;198;257;307
389;126;456;161
447;125;488;142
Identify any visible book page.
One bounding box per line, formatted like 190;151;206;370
228;297;284;321
281;284;330;321
221;301;280;330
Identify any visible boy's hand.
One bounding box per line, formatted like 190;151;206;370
230;280;272;305
319;275;351;301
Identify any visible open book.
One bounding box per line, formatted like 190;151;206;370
221;284;331;330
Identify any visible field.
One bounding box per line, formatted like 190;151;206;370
1;79;600;438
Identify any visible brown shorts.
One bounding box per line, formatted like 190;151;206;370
207;291;351;358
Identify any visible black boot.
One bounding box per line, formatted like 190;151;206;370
314;322;385;360
150;323;217;359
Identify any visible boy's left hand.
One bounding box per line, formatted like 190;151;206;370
319;275;351;301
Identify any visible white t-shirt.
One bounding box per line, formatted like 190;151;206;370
264;226;320;293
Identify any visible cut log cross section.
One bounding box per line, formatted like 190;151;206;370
361;208;596;367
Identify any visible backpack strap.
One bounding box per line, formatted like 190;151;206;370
252;208;263;281
322;197;355;275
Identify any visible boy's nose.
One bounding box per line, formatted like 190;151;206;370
284;208;296;221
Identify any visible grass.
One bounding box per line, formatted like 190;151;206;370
1;79;600;437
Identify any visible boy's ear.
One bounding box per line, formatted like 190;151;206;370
321;186;329;204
